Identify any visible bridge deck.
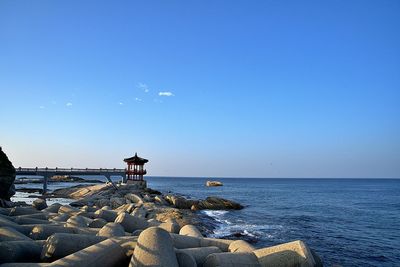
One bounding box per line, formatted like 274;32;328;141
15;167;126;193
16;167;125;176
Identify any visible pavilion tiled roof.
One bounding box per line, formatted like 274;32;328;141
123;153;149;164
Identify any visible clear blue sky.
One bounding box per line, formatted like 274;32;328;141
1;1;399;178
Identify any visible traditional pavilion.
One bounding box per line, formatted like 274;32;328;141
124;153;148;182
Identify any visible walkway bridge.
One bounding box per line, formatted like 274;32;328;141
16;167;126;193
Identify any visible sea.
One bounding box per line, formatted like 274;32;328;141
13;177;400;267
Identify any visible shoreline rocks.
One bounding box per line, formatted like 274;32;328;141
2;181;323;266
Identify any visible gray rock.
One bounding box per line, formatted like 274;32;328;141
110;197;126;209
165;195;199;209
0;147;16;201
32;199;48;211
206;181;223;187
197;197;243;210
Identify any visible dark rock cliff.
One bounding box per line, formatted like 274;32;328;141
0;147;16;200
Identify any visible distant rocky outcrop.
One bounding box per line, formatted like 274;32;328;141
0;147;16;204
50;175;103;183
206;181;223;187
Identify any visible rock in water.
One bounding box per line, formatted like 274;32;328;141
32;199;48;210
206;181;223;187
197;197;243;210
0;147;16;201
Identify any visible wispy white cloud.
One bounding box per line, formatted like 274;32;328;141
158;91;174;97
66;102;73;107
137;82;149;93
135;97;143;102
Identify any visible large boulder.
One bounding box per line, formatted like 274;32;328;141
32;199;48;211
206;181;223;187
0;147;16;201
196;197;243;210
165;195;199;209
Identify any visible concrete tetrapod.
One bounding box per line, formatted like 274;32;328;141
178;246;222;266
49;239;128;267
94;209;119;222
158;222;180;234
65;215;88;228
253;240;317;267
0;263;49;267
57;205;80;215
203;252;261;267
49;214;70;223
13;213;48;220
42;203;62;213
14;217;52;225
0;217;20;229
130;227;179;267
201;238;233;252
0;240;45;263
88;218;107;228
175;250;197;267
110;236;138;258
29;225;75;240
41;233;107;261
0;226;33;241
97;222;126;237
179;225;203;238
114;212;149;233
170;234;234;252
8;207;42;216
228;240;256;253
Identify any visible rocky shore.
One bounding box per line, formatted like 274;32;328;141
0;181;323;267
1;145;322;266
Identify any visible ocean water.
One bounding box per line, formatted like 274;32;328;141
145;177;400;267
13;177;400;266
